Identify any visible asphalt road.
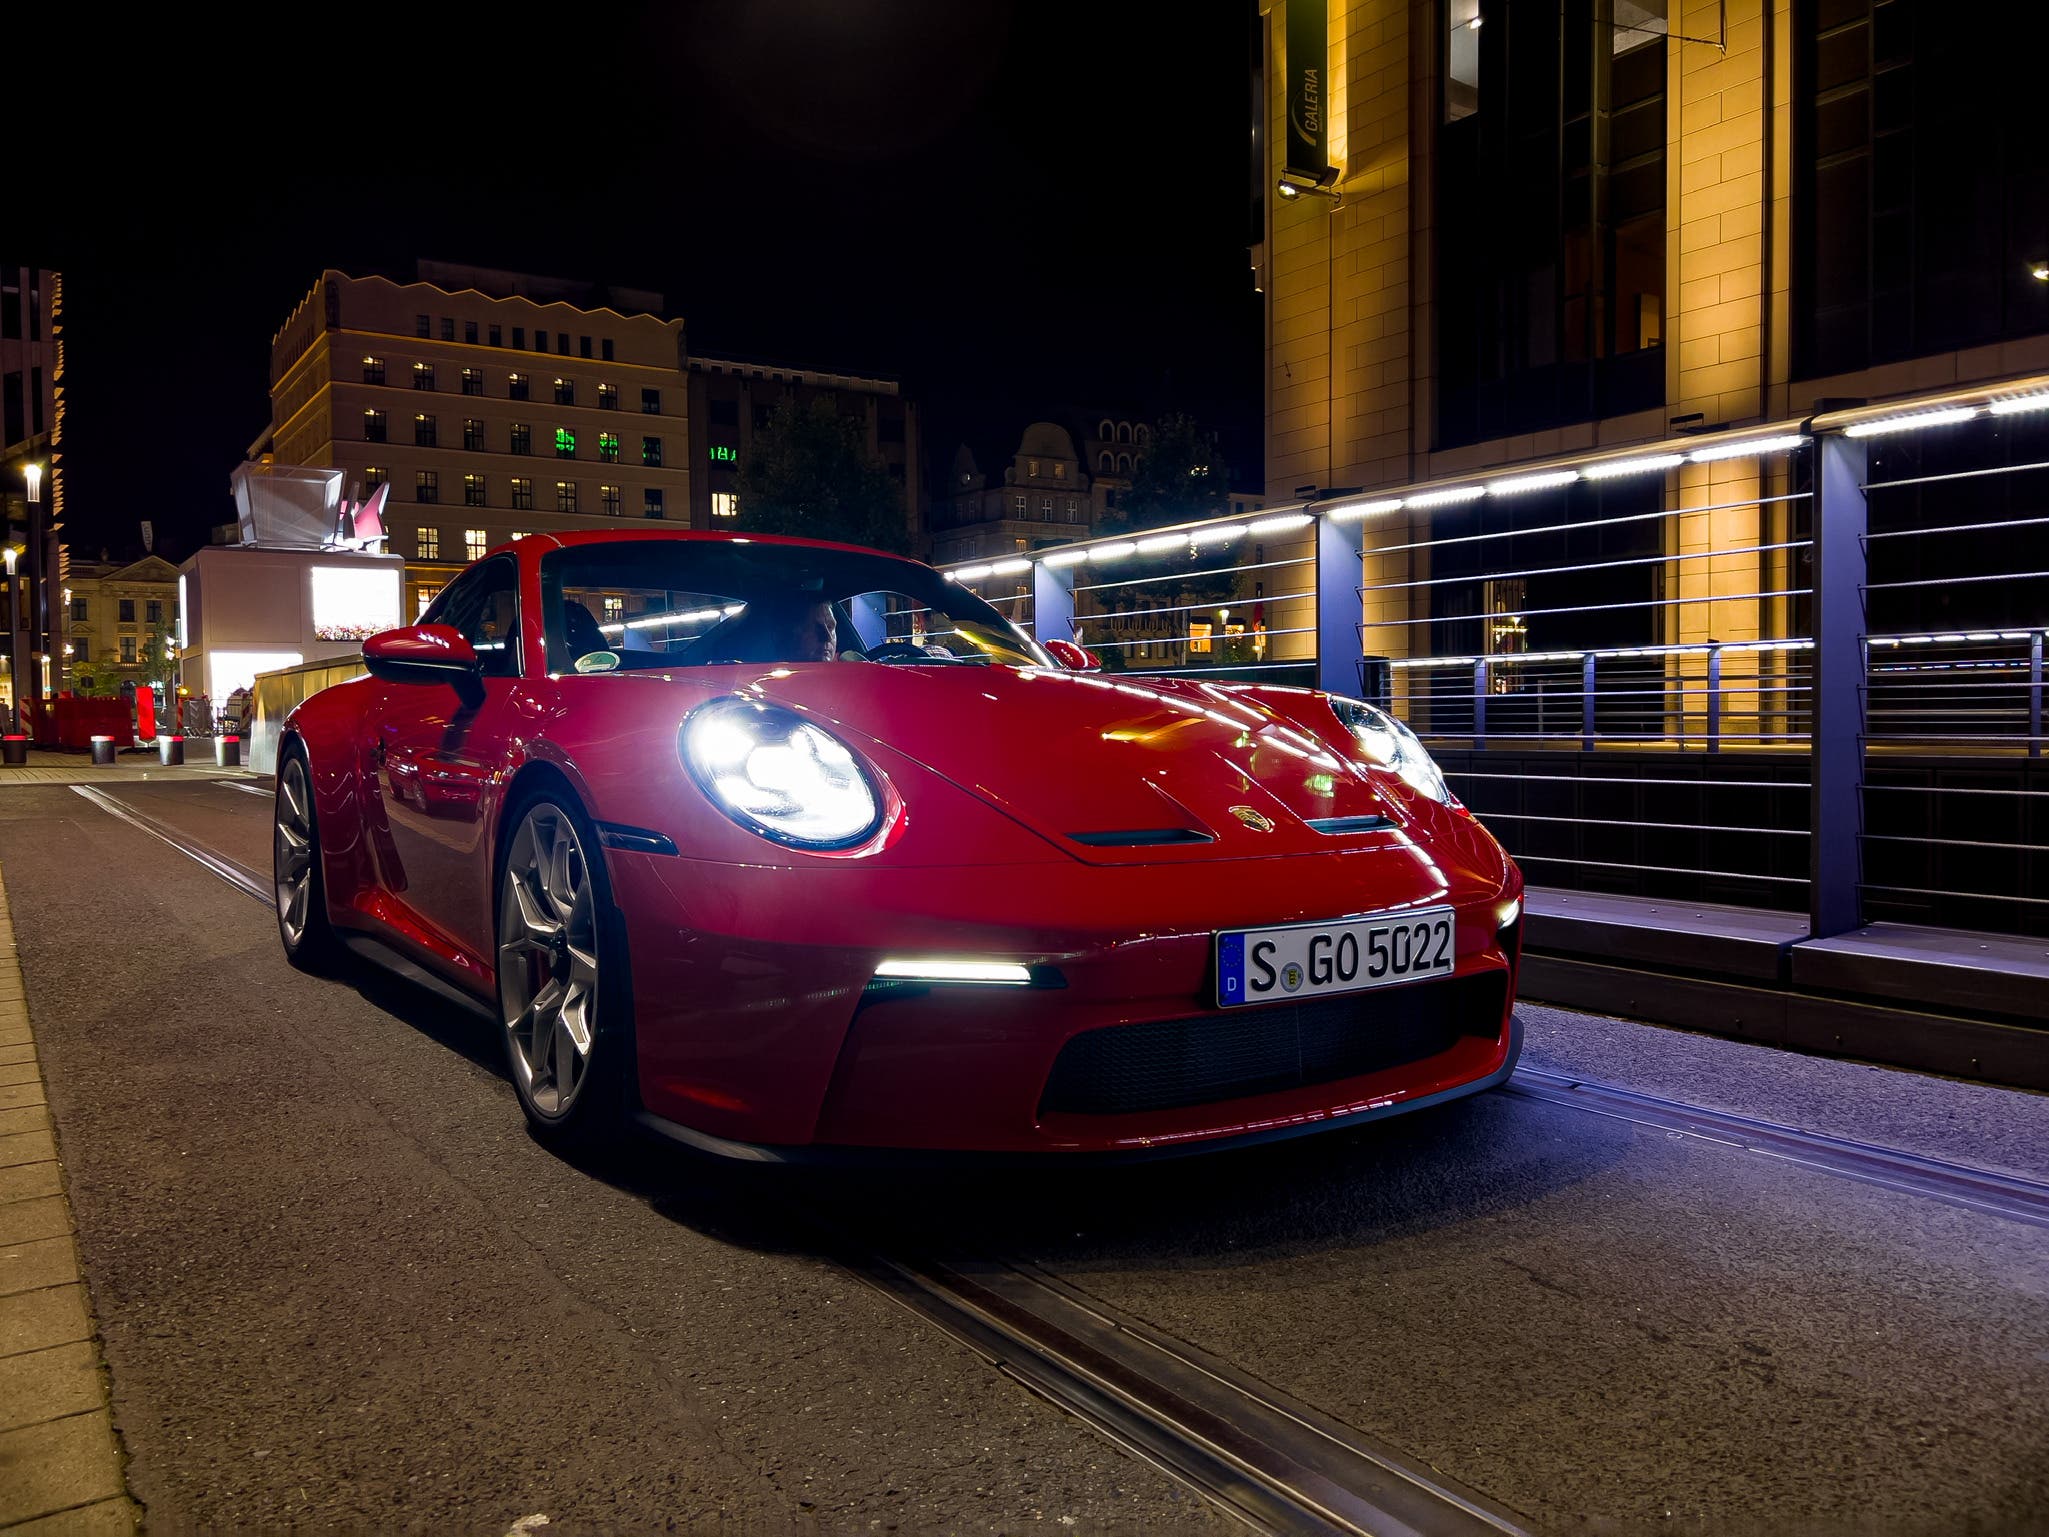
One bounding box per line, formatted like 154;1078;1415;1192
10;779;2048;1534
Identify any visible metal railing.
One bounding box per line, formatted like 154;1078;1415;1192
940;381;2049;939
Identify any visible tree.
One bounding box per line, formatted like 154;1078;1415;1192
1103;413;1231;534
735;398;911;553
142;623;178;693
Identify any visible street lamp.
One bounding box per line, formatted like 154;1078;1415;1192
21;463;42;719
1;544;17;732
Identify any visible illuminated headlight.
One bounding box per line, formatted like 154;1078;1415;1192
680;698;883;849
1328;697;1458;806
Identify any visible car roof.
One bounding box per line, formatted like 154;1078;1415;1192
496;528;908;562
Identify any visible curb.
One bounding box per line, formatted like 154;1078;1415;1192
0;861;141;1532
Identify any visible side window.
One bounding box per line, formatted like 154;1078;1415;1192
423;555;521;679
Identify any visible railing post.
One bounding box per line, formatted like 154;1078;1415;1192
1811;435;1868;939
1315;513;1364;698
1473;658;1489;748
1032;557;1077;647
1581;652;1596;750
1706;644;1724;755
2030;629;2043;759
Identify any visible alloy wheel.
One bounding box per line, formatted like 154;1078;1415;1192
498;802;601;1118
275;756;316;946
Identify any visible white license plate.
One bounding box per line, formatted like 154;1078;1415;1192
1215;906;1456;1008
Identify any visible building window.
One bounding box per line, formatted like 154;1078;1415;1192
464;473;486;507
597;383;618;410
556;481;579;514
597;432;620;462
364;466;387;491
466;528;488;561
579;335;592;358
146;599;164;625
362;355;385;385
512;327;526;350
464;320;478;344
463;419;486;452
1099;451;1113;472
1028;459;1041;477
416;470;439;503
711;491;738;519
1014;493;1027;514
1053;462;1066;480
511;477;535;510
557;333;572;354
709;397;739;427
556;427;577;458
554;377;575;406
509;531;527;542
461;367;483;396
440;318;455;341
417;526;441;560
603;595;623;620
70;596;87;622
121;636;137;665
510;423;531;455
1067;497;1080;519
119;598;136;623
641;436;663;467
416;587;439;617
415;314;431;338
415;414;438;447
508;371;529;401
601;338;614;362
641;387;661;414
413;362;435;391
488;324;502;347
644;488;665;518
534;330;548;352
1040;496;1053;516
364;409;387;442
600;483;621;515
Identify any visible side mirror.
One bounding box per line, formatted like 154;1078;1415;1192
363;625;484;702
1043;638;1101;672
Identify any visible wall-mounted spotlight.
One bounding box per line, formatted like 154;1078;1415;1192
1277;164;1342;204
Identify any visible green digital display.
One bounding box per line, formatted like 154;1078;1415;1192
708;444;738;464
556;427;576;454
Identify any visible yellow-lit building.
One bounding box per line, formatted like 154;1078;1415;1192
63;555;179;697
256;263;694;621
1257;1;2049;691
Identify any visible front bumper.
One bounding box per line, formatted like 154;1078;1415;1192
608;846;1522;1155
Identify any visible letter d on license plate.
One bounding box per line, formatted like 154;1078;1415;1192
1215;906;1456;1007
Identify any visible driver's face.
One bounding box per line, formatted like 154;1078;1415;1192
790;602;836;662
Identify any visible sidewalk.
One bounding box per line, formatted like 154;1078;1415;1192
0;748;259;789
0;861;139;1532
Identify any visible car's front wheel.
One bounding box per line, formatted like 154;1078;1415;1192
275;745;345;973
496;793;631;1143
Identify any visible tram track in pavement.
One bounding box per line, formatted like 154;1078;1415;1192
65;779;2049;1535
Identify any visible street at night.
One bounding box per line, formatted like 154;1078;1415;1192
0;771;2041;1533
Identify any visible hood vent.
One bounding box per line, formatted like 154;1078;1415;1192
1065;827;1216;847
1304;814;1394;836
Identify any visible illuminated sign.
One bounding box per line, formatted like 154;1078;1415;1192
708;444;738;464
556;427;577;455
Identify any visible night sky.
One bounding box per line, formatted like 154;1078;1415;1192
32;2;1262;563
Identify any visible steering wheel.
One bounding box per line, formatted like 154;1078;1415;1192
864;640;940;664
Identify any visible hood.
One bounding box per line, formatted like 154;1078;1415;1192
740;663;1481;869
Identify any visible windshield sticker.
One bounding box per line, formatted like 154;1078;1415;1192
573;650;622;674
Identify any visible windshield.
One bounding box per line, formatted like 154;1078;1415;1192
538;539;1050;675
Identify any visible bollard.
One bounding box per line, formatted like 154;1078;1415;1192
214;735;241;768
91;735;117;767
0;735;25;766
159;735;185;767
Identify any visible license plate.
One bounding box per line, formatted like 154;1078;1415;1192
1215;906;1456;1008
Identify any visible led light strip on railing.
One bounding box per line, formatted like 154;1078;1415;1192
1392;638;1818;668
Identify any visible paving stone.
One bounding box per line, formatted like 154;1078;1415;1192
0;1236;79;1299
0;1197;69;1247
0;1284;91;1357
0;1160;60;1205
0;1413;127;1526
0;1342;105;1432
0;1130;56;1169
0;1060;44;1086
0;1080;48;1111
0;1495;140;1534
0;1105;50;1137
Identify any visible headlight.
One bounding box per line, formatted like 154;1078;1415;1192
1328;697;1457;806
680;698;883;849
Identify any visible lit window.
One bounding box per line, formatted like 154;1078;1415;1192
416;587;439;617
363;409;387;442
511;478;535;511
1028;459;1041;476
1188;622;1213;655
416;470;439;504
464;473;486;507
465;528;488;561
556;481;579;514
711;491;739;518
1053;462;1066;480
556;427;577;458
508;372;529;401
362;355;385;385
600;483;621;515
417;526;441;560
641;436;663;467
644;488;665;518
554;377;575;406
414;414;437;447
597;432;620;462
603;595;623;620
364;466;387;491
461;367;483;396
463;419;486;452
598;383;619;410
509;423;531;455
413;362;435;390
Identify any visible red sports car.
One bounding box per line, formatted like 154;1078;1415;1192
274;530;1523;1158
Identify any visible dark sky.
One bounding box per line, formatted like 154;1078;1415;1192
32;1;1262;562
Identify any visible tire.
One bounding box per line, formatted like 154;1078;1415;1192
495;789;634;1145
274;743;347;974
